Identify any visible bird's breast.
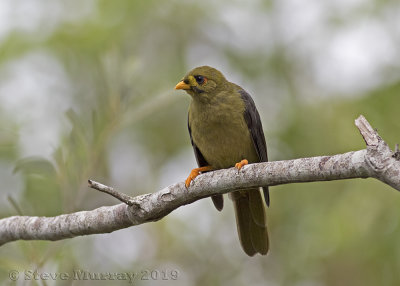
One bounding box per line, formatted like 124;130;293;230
190;102;258;169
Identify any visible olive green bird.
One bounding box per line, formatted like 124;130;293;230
175;66;269;256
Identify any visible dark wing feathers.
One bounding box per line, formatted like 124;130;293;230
238;89;270;206
188;123;208;167
188;118;224;211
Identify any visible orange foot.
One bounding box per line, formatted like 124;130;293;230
235;159;249;170
185;166;213;188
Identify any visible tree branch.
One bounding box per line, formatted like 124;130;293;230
88;179;135;206
0;115;399;246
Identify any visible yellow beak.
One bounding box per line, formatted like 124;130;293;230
175;81;191;90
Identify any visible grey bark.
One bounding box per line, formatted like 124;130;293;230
0;115;399;246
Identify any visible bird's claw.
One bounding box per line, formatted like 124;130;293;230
235;159;249;172
185;170;199;188
185;166;213;188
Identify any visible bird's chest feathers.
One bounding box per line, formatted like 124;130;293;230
189;97;255;169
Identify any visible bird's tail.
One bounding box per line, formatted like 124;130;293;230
230;188;269;256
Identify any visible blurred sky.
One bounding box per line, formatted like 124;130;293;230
0;0;399;160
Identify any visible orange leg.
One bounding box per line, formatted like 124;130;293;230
185;166;213;188
235;159;248;170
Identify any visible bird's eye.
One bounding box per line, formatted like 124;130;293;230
194;75;207;85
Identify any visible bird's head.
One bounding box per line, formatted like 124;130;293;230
175;66;227;101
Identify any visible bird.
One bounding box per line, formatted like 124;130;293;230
175;66;269;256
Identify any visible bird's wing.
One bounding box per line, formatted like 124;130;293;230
188;117;224;211
238;89;270;206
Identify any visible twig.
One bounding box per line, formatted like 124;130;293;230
355;115;380;146
88;179;134;206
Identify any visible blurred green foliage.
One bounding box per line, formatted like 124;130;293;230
0;1;400;285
